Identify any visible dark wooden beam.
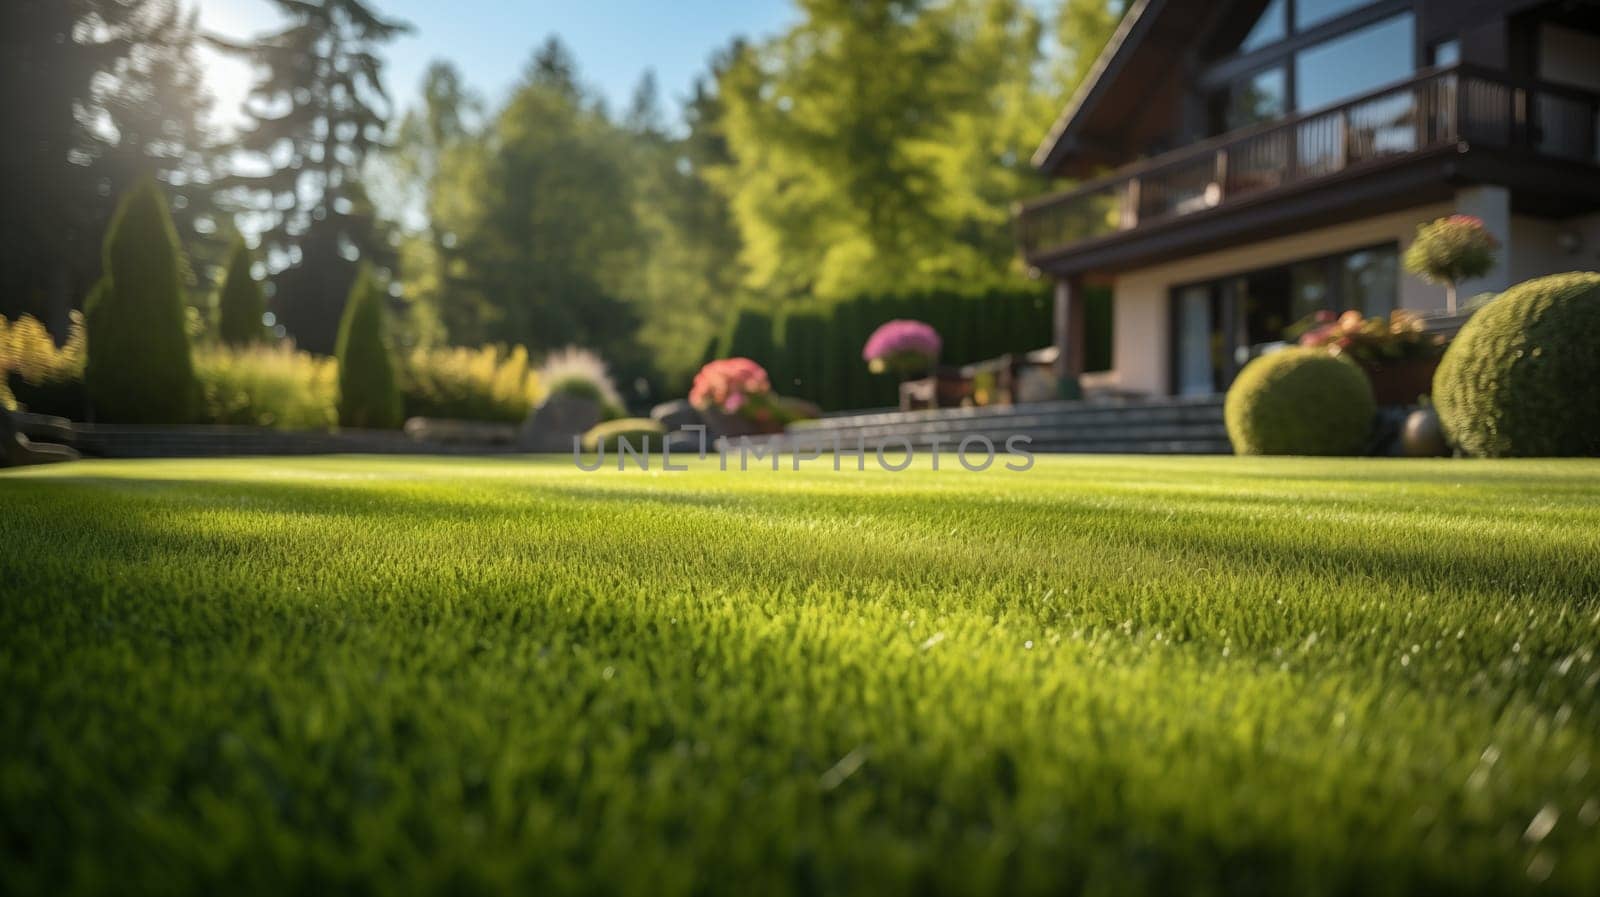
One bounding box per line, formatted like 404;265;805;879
1053;277;1088;381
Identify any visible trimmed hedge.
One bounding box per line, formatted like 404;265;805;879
217;239;267;346
582;417;666;453
1433;272;1600;457
85;179;197;424
335;266;403;430
717;286;1081;411
1225;348;1375;456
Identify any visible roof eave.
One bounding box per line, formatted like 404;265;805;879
1031;0;1162;175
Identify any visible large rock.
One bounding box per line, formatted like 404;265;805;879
518;394;602;453
1;408;79;467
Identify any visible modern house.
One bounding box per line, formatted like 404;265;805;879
1019;0;1600;398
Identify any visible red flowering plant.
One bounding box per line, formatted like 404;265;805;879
690;357;794;430
862;319;941;378
1403;215;1500;313
1288;309;1445;367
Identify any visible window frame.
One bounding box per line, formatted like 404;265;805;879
1166;241;1401;394
1196;0;1418;131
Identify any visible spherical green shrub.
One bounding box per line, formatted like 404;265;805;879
335;266;403;430
1433;272;1600;457
1225;348;1376;455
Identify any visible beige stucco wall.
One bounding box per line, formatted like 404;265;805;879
1108;204;1451;396
1509;212;1600;285
1104;204;1600;396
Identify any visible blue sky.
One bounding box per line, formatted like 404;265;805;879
193;0;798;132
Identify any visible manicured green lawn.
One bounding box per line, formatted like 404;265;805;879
3;455;1599;895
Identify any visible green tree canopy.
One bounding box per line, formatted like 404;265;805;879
712;0;1051;302
221;0;409;354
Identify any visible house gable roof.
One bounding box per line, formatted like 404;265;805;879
1031;0;1165;176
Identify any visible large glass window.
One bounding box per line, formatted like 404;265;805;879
1295;14;1415;111
1295;0;1371;31
1207;67;1288;134
1340;248;1398;316
1211;0;1288;57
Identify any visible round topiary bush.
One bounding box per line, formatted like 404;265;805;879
1225;348;1376;455
1433;272;1600;457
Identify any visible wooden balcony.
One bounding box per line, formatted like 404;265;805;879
1016;65;1600;266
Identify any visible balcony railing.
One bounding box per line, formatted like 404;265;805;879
1017;64;1600;262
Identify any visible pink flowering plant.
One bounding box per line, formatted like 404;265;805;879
1289;309;1445;367
1403;215;1500;312
862;319;941;377
690;357;780;423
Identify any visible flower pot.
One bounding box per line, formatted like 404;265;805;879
698;406;782;438
899;368;972;411
1360;357;1439;406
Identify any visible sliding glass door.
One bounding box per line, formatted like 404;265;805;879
1170;243;1398;394
1174;285;1225;396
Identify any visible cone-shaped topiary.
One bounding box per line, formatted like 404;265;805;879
85;179;197;424
217;239;267;346
1225;348;1375;455
335;265;402;429
1433;272;1600;457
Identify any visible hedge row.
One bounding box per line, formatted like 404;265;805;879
717;286;1110;411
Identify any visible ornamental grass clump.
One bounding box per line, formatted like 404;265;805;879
1403;215;1499;313
538;346;624;418
193;343;338;430
1;312;87;416
862;319;941;376
403;344;539;423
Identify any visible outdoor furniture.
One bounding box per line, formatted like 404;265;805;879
899;367;972;411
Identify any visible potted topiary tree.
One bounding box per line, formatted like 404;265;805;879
1403;215;1499;314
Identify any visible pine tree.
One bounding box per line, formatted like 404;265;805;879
335;265;401;429
217;240;266;346
1;0;219;334
85;179;196;423
220;0;409;354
